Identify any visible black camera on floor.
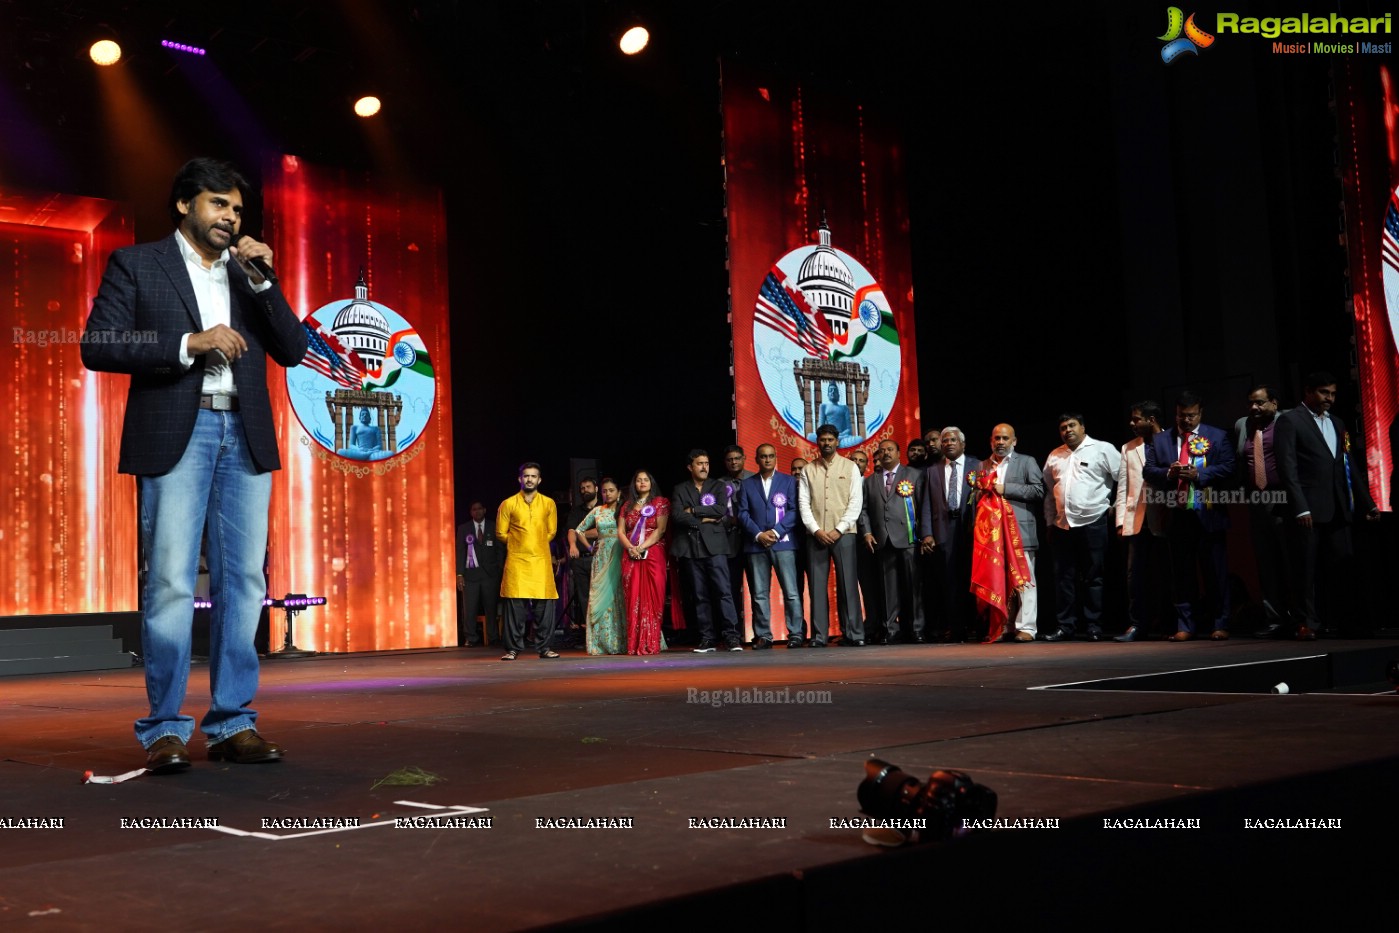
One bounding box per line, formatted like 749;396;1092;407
857;758;997;843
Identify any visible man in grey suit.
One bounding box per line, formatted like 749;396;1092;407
978;424;1045;641
82;158;307;772
860;440;926;643
918;427;982;642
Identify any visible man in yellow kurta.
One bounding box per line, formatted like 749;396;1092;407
496;461;560;660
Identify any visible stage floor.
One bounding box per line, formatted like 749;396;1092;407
3;637;1397;930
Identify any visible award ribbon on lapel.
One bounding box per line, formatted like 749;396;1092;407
771;492;788;541
465;534;477;568
1187;435;1212;510
895;479;916;544
632;504;656;545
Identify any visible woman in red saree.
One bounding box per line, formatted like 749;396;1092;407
618;470;670;655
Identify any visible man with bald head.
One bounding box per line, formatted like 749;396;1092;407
978;424;1044;641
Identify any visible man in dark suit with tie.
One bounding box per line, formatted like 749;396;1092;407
1143;392;1236;641
671;449;743;652
860;440;926;643
737;444;805;648
1275;372;1378;639
918;427;982;642
82;158;308;772
458;500;505;646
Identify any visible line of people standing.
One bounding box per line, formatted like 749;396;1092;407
458;372;1378;658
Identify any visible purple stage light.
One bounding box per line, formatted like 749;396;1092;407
161;40;207;56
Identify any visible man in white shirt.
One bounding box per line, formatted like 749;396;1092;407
1042;413;1121;641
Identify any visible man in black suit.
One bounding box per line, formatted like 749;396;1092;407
82;158;307;772
860;440;926;643
671;449;743;652
720;445;756;639
918;427;982;641
1275;372;1379;638
458;500;505;646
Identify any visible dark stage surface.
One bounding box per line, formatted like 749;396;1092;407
3;638;1398;930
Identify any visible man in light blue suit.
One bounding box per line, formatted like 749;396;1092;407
738;443;806;648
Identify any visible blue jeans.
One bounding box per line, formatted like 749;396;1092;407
747;548;804;641
136;409;270;748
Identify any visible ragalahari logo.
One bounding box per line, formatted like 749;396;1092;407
1159;7;1216;63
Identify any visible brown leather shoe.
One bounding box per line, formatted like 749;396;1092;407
208;730;284;763
1167;631;1194;642
1014;631;1035;642
145;735;191;774
1210;629;1230;640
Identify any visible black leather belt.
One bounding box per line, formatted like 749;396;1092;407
199;394;240;411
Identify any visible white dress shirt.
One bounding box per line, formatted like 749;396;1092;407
1044;436;1121;530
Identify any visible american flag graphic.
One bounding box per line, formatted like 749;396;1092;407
754;267;830;358
1383;189;1399;277
300;314;365;388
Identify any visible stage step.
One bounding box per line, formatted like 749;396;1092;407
0;625;131;676
1041;644;1398;694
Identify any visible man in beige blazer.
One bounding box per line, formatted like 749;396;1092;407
1113;401;1166;641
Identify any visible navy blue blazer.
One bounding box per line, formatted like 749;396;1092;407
1142;424;1235;532
737;471;801;553
82;234;308;476
917;456;982;544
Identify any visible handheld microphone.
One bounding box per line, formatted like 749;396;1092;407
231;233;279;285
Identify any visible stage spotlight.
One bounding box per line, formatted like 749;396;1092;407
90;39;122;66
619;25;649;55
161;39;207;56
354;96;382;118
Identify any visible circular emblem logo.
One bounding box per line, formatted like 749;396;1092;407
641;505;657;518
858;298;882;332
286;274;436;465
751;225;900;450
771;492;788;507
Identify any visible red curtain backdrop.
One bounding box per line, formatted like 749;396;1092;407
1;191;135;615
724;61;920;468
263;155;455;651
1340;62;1399;512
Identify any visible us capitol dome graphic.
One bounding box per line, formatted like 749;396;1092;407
331;270;389;370
796;215;856;340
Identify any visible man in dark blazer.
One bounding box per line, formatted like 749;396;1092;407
977;424;1044;642
458;500;505;646
671;449;742;652
918;427;982;641
1275;372;1378;638
82;158;307;772
1143;392;1235;641
860;439;926;643
737;444;805;648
